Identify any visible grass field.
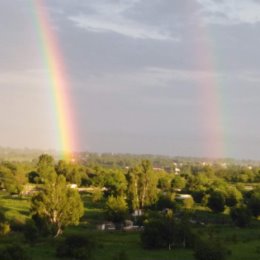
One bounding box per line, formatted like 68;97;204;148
1;192;260;260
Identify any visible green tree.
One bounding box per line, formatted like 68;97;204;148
31;174;84;237
105;196;128;225
55;160;83;185
224;186;242;207
103;170;127;197
207;191;226;213
141;215;194;250
248;188;260;217
171;176;186;190
37;154;56;183
127;160;158;210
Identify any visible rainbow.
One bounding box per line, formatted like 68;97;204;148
30;0;78;159
185;2;226;159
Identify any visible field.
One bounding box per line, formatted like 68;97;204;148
1;192;260;260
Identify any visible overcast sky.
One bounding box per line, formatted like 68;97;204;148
1;0;260;159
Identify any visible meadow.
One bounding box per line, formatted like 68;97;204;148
1;192;260;260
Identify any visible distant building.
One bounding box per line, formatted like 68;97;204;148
176;194;192;200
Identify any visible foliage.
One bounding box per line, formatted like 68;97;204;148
112;250;129;260
248;188;260;217
0;222;10;235
103;170;127;197
36;154;56;183
230;205;251;228
224;186;243;207
23;220;39;243
0;244;31;260
0;211;10;235
56;234;97;260
194;238;230;260
141;218;168;249
31;174;84;237
91;189;104;203
156;194;176;210
183;197;194;209
207;191;226;213
171;176;186;190
55;160;83;185
141;215;194;250
105;196;128;224
0;162;26;194
127;160;158;210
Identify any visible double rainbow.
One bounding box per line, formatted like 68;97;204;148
30;1;226;159
31;0;77;159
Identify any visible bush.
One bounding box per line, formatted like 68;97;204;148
230;205;251;227
156;194;176;211
207;191;226;213
113;250;129;260
0;223;10;235
141;216;194;250
91;189;103;203
56;234;97;260
141;219;167;249
183;197;194;209
194;239;230;260
0;211;10;235
32;213;51;237
7;213;26;232
23;220;39;243
0;244;31;260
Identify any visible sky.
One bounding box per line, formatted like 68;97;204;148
1;0;260;160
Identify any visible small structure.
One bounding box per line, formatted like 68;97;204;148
69;183;78;189
132;209;143;217
97;222;116;231
176;194;192;200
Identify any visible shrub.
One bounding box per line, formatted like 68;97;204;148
194;238;230;260
207;191;226;213
0;223;10;235
56;234;97;260
0;244;31;260
141;219;167;249
113;250;129;260
91;189;103;203
23;220;39;244
230;205;251;228
156;195;175;210
183;197;194;209
141;216;194;250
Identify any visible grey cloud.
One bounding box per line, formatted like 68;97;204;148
197;0;260;24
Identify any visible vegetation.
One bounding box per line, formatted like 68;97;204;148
0;152;260;259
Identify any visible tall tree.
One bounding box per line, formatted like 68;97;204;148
127;160;158;210
37;154;56;183
31;174;84;237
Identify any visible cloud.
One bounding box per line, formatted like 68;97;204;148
77;67;224;94
236;70;260;83
69;15;173;40
197;0;260;24
68;1;177;40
